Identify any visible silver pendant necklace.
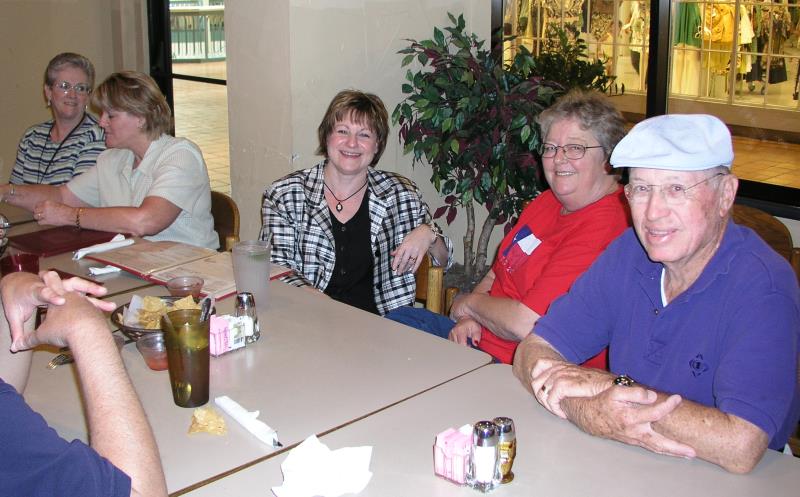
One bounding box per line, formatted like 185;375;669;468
323;179;368;212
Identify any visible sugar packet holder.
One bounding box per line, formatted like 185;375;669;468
209;314;256;357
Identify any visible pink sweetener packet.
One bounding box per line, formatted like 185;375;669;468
433;424;472;485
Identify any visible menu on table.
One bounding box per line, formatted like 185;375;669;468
88;240;292;299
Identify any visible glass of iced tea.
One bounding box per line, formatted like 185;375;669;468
161;309;210;407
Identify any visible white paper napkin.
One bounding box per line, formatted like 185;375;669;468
73;234;133;260
88;265;122;276
272;435;373;497
214;395;280;447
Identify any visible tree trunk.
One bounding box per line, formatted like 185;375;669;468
463;201;475;281
475;211;497;274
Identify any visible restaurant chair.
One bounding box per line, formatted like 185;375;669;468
415;253;457;315
733;204;800;456
732;204;800;282
210;191;240;252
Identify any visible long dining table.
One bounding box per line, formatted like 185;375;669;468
10;218;800;495
23;280;492;494
183;364;800;497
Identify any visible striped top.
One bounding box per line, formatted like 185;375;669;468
11;114;105;185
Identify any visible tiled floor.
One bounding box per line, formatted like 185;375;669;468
173;63;230;195
171;62;799;193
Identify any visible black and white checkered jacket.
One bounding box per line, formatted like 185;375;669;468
261;161;453;315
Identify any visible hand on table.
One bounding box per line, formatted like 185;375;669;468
33;200;73;226
448;317;481;346
530;358;615;418
1;271;114;351
16;292;110;351
564;386;695;459
390;225;433;275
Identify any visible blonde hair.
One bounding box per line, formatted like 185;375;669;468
91;71;172;139
316;90;389;167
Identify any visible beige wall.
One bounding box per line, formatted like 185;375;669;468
227;0;500;261
0;0;147;181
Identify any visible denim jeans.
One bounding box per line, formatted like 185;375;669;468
385;306;455;339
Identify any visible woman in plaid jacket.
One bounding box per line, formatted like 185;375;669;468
261;90;453;315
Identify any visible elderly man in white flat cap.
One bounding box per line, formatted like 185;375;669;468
513;114;800;473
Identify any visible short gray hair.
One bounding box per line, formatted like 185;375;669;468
44;52;96;88
536;89;626;157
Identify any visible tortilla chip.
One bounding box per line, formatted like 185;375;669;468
141;295;168;312
134;296;201;330
188;406;226;435
173;295;200;310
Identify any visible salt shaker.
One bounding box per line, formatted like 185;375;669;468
234;292;260;343
466;421;501;493
493;417;516;483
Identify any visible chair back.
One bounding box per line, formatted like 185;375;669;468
732;204;799;282
415;253;444;313
210;191;240;251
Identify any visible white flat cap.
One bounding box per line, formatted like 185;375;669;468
611;114;733;171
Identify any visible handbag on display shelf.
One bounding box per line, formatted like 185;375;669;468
767;58;788;84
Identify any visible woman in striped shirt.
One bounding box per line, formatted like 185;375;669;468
10;52;105;185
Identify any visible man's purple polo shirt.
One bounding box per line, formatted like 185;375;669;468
535;223;800;450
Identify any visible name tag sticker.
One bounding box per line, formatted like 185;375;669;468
517;233;541;255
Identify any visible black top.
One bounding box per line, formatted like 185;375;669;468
324;191;379;314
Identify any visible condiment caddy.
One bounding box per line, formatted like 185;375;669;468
434;417;516;492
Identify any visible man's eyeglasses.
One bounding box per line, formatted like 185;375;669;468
53;81;91;95
624;172;727;206
540;143;604;160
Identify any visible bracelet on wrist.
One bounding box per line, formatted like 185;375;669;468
428;222;442;246
75;208;84;230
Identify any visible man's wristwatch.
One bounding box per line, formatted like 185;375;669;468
613;374;635;387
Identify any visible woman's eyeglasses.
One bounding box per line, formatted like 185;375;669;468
540;143;603;160
53;81;91;95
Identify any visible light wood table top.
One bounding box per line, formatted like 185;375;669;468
23;281;491;494
183;364;800;497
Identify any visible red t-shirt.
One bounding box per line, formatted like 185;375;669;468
478;188;630;365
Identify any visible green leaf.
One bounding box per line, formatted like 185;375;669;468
403;142;415;155
510;114;526;130
450;140;459;154
401;83;413;94
442;117;453;133
416;98;429;108
401;54;415;67
434;27;445;46
520;124;531;143
418;52;429;65
481;171;491;190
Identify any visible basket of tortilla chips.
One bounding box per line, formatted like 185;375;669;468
111;295;202;341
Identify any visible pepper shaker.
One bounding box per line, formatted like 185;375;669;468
493;417;516;483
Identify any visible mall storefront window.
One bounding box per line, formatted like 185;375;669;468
497;0;799;213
